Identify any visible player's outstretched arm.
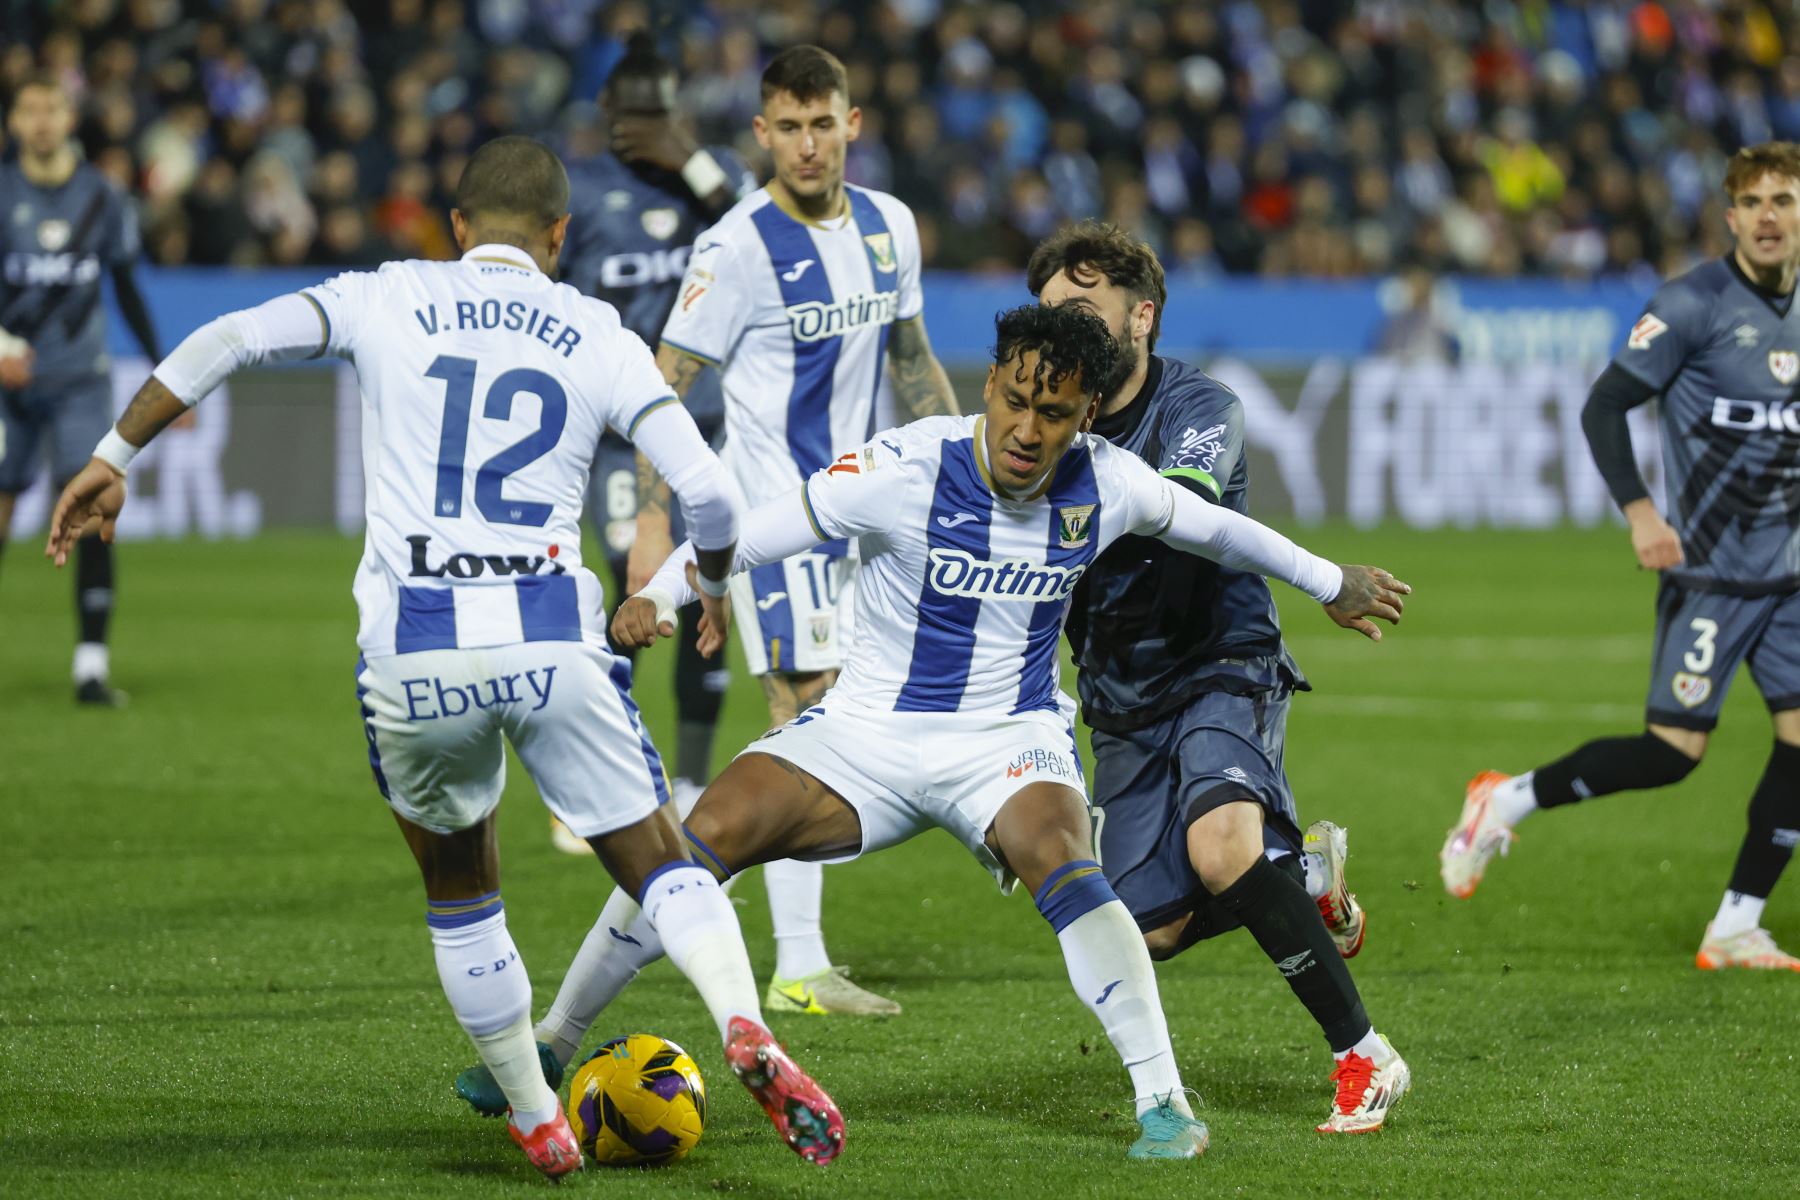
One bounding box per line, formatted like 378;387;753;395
43;374;188;561
627;400;740;657
888;316;958;419
628;343;711;591
612;488;827;655
1321;564;1411;642
1152;482;1410;641
45;291;331;567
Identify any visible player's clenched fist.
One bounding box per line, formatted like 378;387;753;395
612;591;677;650
1623;499;1684;571
1322;565;1411;642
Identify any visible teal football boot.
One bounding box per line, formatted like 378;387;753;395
1127;1091;1210;1160
453;1041;564;1117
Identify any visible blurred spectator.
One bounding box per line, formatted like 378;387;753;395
1376;263;1459;363
6;0;1800;277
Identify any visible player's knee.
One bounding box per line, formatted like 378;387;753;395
1186;800;1264;892
1643;728;1705;781
1141;918;1190;962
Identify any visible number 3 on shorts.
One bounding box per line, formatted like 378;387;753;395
1684;617;1718;673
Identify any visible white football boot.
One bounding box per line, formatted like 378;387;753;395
1696;924;1800;972
1439;771;1517;898
1305;820;1366;957
1317;1035;1410;1134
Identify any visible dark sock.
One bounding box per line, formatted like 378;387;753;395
1531;731;1697;808
676;721;714;785
1215;855;1370;1053
1726;741;1800;898
75;534;113;644
673;600;725;782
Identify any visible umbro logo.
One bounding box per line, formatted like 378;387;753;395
781;258;816;282
937;513;979;529
756;591;788;611
1275;950;1314;977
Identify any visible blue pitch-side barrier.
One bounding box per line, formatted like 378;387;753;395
104;268;1659;363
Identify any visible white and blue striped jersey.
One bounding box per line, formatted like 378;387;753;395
658;184;924;507
643;416;1341;718
798;415;1171;715
301;245;684;657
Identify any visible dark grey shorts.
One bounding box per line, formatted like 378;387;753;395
0;374;113;493
1645;580;1800;731
1092;688;1303;934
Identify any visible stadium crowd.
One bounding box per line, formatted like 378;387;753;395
2;0;1795;282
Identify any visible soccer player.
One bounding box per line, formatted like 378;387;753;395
628;44;958;1016
1441;142;1800;972
0;73;160;705
1028;222;1411;1133
549;32;756;855
502;302;1410;1159
44;136;843;1177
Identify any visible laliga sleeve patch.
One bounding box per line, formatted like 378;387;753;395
1627;313;1668;351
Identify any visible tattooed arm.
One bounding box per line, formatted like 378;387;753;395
887;316;958;420
628;342;710;591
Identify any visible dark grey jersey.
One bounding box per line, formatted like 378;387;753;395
1614;256;1800;594
1066;356;1304;734
0;162;139;383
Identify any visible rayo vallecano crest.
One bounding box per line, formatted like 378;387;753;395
1058;503;1096;549
37;218;70;251
864;231;896;272
1672;671;1712;708
641;208;679;240
1771;350;1799;385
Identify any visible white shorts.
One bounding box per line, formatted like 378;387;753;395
737;696;1086;889
355;640;669;838
729;547;856;677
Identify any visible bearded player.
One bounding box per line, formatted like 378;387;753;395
1;73;160;705
1030;222;1409;1133
627;45;959;1017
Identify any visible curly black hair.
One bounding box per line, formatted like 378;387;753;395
991;303;1120;402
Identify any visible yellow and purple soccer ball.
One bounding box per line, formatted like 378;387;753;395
566;1033;707;1166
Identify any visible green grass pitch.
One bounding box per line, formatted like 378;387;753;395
3;525;1798;1198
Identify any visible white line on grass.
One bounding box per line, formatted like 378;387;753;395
1300;694;1642;723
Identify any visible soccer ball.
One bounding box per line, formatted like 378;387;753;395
566;1033;707;1166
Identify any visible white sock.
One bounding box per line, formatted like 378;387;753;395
1711;890;1766;939
537;888;664;1068
765;858;832;979
1055;900;1187;1118
641;862;764;1042
1492;771;1540;828
72;642;109;684
430;906;557;1132
1300;852;1329;900
1334;1026;1389;1063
